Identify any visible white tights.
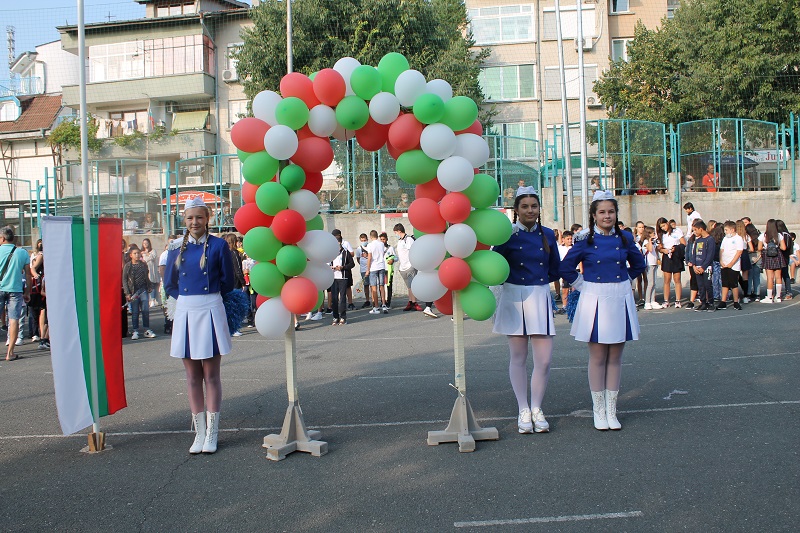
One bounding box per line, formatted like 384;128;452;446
508;335;553;411
588;342;625;392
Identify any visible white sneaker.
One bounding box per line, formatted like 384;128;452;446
131;331;140;340
674;302;682;308
644;303;652;310
144;330;157;338
518;408;533;434
369;307;381;314
742;297;750;304
651;301;663;309
531;407;550;433
761;297;773;303
775;296;782;302
423;306;438;318
32;335;40;342
15;337;21;346
311;311;323;320
305;312;313;320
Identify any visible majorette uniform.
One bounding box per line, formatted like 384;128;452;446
492;222;561;336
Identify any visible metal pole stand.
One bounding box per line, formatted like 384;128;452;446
81;424;111;453
263;316;328;461
427;293;499;452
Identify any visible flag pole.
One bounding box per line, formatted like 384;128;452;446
575;0;590;228
77;0;105;452
554;0;574;228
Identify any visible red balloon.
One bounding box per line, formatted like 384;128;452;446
234;202;274;234
456;119;483;136
475;242;491;251
415;179;447;202
388;113;423;152
386;139;404;161
271;209;307;244
242;181;259;204
296;125;316;140
291;136;334;173
281;277;319;315
231;117;270;153
438;257;472;291
280;72;320;108
439;192;472;224
312;68;346;107
302;171;324;194
434;290;453;315
255;295;269;308
408;198;447;234
355;117;390;152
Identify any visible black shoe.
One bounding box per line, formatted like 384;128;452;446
733;302;742;310
694;303;707;311
717;302;727;310
347;303;355;311
361;301;372;309
706;304;716;312
684;302;695;310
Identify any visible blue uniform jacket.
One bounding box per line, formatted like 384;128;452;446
163;234;234;300
560;229;646;284
492;224;560;286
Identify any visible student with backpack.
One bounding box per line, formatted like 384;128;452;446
758;219;787;303
776;220;793;300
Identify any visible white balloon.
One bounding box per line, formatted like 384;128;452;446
368;92;401;125
301;264;335;292
308;105;337;137
437;156;475;192
444;224;478;259
255;297;291;338
332;123;356;141
288;189;321;221
426;79;453;102
453;133;490;168
411;271;448;302
333;57;361;96
409;233;447;272
394;69;427;107
420;123;457;160
298;230;340;262
252;90;282;126
264;125;298;160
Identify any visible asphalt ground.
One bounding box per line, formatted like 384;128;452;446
1;294;798;532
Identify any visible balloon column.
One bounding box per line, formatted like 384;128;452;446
231;53;512;337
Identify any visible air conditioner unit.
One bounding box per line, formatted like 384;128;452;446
165;102;177;114
222;69;239;83
575;37;594;51
586;95;603;108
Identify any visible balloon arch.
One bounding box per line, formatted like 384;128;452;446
230;53;513;340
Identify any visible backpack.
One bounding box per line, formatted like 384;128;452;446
765;239;779;258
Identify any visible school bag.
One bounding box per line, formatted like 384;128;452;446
765;239;779;258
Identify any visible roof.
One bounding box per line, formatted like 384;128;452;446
135;0;248;6
57;7;249;33
0;95;63;135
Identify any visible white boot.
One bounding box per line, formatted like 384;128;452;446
189;412;206;454
605;390;622;430
202;411;219;454
591;390;609;430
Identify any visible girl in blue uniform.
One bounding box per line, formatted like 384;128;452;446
163;197;234;454
560;191;646;431
492;187;560;434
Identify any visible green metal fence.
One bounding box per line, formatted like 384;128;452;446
172;154;242;234
0;177;36;247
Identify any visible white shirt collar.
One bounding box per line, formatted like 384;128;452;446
515;221;538;233
594;225;614;236
188;233;208;245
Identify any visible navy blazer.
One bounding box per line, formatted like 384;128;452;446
163;234;234;300
492;224;560;286
560;229;646;284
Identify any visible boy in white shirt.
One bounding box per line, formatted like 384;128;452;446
365;230;388;314
718;220;744;310
556;231;575;312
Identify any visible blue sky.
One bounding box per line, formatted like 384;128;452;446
0;0;253;80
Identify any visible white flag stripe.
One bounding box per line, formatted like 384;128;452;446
42;217;94;435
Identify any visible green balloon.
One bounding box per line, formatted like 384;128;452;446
249;261;285;298
309;71;318;81
459;281;496;321
412;227;427;240
412;93;445;125
440;96;479;132
465;250;510;286
275;245;308;277
242;151;279;186
243;226;283;262
315;290;325;309
306;215;324;231
255;181;290;216
350;65;382;101
275;97;310;130
237;149;254;163
280;164;306;192
377;52;409;93
463;173;500;209
396;150;440;185
335;95;370;130
464;208;513;246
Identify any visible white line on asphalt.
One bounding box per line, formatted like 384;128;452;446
2;399;797;441
453;510;644;528
721;351;800;360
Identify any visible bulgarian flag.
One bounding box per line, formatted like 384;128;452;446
42;217;126;435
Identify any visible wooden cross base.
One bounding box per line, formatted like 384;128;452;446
263;401;327;461
80;431;110;453
427;395;499;452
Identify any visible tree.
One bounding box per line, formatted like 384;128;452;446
48;116;102;198
594;0;800;125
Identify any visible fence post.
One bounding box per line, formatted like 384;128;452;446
791;113;796;202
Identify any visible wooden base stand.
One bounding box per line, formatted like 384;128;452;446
80;431;111;453
263;401;328;461
427;395;499;452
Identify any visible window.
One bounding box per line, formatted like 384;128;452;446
611;39;631;62
479;64;536;100
609;0;629;14
667;0;680;19
108;110;149;136
488;122;539;159
543;65;598;100
157;3;197;17
90;35;212;82
228;100;248;128
226;43;242;72
542;5;596;40
468;4;535;45
0;101;19;122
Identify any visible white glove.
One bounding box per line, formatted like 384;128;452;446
570;273;585;292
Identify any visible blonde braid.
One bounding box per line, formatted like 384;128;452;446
174;230;190;268
200;222;209;270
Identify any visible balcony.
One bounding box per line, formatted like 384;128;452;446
96;130;216;159
62;73;215;108
0;77;44;97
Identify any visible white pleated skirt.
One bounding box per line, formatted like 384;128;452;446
570;281;639;343
492;283;555;336
170;293;232;360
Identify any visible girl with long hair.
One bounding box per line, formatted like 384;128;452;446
745;223;763;300
775;220;793;299
641;226;660;309
759;219;787;303
140;238;161;307
656;217;685;307
560;191;646;431
492;187;560;434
